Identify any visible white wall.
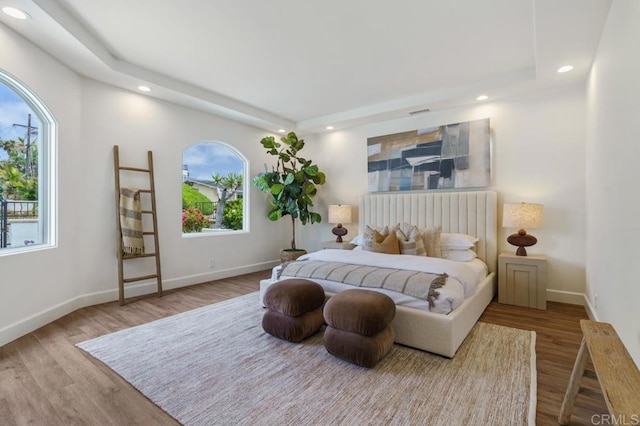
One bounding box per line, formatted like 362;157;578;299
76;80;288;294
0;23;83;341
298;85;587;304
585;0;640;366
0;23;287;346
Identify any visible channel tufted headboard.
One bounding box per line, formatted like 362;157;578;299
360;191;498;273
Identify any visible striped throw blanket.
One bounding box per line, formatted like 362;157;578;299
280;260;447;308
119;187;145;256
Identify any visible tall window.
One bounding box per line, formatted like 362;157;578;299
0;71;55;253
181;142;248;235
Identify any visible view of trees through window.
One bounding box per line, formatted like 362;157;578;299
182;142;246;233
0;78;45;250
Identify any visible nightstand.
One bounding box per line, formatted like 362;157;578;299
498;252;547;309
321;241;356;250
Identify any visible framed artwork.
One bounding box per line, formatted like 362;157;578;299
367;118;491;192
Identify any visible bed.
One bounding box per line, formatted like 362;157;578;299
261;190;497;357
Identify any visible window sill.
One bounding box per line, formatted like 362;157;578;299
181;229;249;238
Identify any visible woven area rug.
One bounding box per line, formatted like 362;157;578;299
77;292;536;425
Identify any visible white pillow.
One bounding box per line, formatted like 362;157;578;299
439;233;479;250
441;249;477;262
350;234;365;245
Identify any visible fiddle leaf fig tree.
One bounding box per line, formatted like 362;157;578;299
252;132;326;250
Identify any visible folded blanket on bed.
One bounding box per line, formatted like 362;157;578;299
119;187;145;256
280;260;447;309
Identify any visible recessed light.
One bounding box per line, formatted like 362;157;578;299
326;126;334;130
278;129;286;133
2;6;30;20
476;95;489;101
557;65;574;73
138;85;151;92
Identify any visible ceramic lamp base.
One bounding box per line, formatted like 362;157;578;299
332;224;348;243
507;229;537;256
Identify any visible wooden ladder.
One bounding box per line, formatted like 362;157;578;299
113;145;163;305
559;320;640;425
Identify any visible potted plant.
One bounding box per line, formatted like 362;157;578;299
252;131;326;261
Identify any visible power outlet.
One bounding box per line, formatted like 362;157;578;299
594;293;598;309
209;259;216;269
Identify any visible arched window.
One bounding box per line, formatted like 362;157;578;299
0;70;56;253
181;142;248;235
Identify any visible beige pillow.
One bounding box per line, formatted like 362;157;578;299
371;229;400;254
363;224;399;251
421;226;442;258
396;226;427;256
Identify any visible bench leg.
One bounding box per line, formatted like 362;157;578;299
558;337;589;425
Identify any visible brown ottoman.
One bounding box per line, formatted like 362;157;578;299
262;279;325;343
323;289;396;368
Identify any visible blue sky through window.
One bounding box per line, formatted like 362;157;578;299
0;81;40;161
182;142;243;182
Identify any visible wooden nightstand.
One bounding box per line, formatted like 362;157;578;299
498;252;547;309
321;241;356;250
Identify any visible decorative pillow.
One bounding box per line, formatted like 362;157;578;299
396;226;426;256
363;225;387;251
364;224;388;239
440;249;477;262
363;224;399;251
420;226;442;258
371;229;400;254
439;233;479;250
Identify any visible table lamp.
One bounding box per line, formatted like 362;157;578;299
328;205;352;243
502;202;543;256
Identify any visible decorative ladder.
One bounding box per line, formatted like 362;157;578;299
113;145;163;305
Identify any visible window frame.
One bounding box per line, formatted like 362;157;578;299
181;141;249;237
0;69;57;256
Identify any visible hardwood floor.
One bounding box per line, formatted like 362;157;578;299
0;270;607;425
480;301;607;425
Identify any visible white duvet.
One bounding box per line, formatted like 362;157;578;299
274;249;488;314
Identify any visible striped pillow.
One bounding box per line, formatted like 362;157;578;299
396;226;427;256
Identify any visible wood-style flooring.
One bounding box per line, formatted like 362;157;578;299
0;270;607;425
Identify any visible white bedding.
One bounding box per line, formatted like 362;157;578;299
274;249;488;314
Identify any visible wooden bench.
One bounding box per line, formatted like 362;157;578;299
559;320;640;425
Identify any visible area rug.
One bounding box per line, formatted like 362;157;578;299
77;292;536;425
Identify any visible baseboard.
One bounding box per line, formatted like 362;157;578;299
161;261;279;290
0;260;279;348
546;289;585;306
583;296;599;321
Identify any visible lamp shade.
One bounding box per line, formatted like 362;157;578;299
328;205;352;224
502;203;543;229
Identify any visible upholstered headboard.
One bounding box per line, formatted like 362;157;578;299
360;191;498;273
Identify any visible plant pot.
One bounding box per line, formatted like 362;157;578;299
280;248;307;263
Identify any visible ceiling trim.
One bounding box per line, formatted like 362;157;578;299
32;0;295;132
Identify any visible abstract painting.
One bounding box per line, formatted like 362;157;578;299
367;118;490;192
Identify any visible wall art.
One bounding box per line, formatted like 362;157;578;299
367;118;490;192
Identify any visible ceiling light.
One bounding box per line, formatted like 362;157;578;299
2;6;30;20
326;126;334;130
557;65;574;73
138;85;151;92
278;129;286;133
476;95;489;101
